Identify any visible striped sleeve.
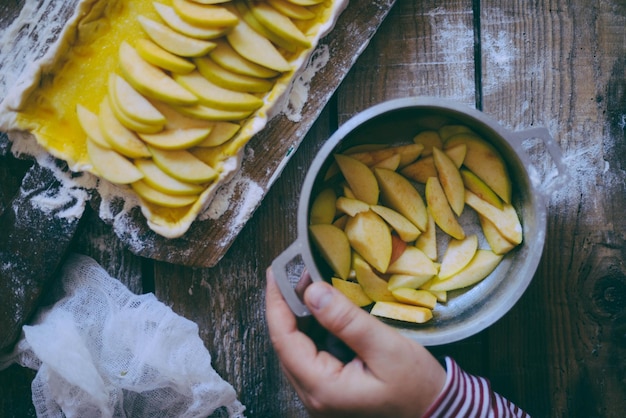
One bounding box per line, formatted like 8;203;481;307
422;357;530;418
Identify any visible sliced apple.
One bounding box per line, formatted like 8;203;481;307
267;0;316;20
426;250;503;291
148;145;218;183
391;288;437;309
415;212;437;261
76;104;111;148
188;0;231;3
331;278;373;307
387;274;433;291
209;39;279;78
98;97;151;158
334;154;379;205
479;215;517;255
349;143;423;168
309;223;352;280
174;71;263;111
194;56;273;93
400;155;436;184
118;41;198;106
225;17;291;72
425;176;465;240
412;130;442;156
195;122;240;147
446;143;468;167
445;133;511;203
401;143;466;184
335;196;370;217
173;103;253;121
138;127;212;150
148;100;212;131
152;2;230;40
461;168;503;209
438;234;478;280
370;204;421;242
370;301;432;324
247;0;311;49
135;38;196;74
344;143;389;155
86;138;143;184
390;236;408;268
171;0;239;27
108;84;164;134
439;124;473;141
373;167;428;231
284;0;324;5
372;154;401;171
309;187;336;225
386;246;438;280
138;16;216;57
135;158;205;195
333;214;348;230
428;289;447;303
433;147;465;216
464;190;522;244
342;185;355;199
233;0;297;52
131;180;198;208
352;254;396;302
345;210;392;274
110;73;166;126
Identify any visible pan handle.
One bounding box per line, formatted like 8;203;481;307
270;238;312;317
511;127;569;200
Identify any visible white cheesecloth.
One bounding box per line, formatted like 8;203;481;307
0;253;246;418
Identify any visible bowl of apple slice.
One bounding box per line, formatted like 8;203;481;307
271;97;566;346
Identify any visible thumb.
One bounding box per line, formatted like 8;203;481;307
303;280;400;363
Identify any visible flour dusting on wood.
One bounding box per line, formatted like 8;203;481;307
284;45;331;123
424;7;475;101
9;131;90;222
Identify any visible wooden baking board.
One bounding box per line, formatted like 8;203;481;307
0;0;397;268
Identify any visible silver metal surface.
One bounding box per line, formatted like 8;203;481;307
274;97;564;346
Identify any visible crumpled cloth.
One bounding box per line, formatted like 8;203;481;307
0;253;246;418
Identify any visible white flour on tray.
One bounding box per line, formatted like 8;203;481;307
0;0;346;244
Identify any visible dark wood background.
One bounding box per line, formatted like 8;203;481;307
1;1;625;417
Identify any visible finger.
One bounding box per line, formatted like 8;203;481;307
265;268;344;387
303;281;405;370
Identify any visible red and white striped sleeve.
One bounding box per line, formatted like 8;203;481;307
422;357;530;418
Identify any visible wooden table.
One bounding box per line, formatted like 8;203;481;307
2;1;625;417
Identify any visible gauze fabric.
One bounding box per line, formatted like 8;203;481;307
0;253;246;418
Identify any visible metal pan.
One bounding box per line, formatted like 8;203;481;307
272;97;566;346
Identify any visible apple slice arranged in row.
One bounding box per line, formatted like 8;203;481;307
308;124;523;324
73;0;333;210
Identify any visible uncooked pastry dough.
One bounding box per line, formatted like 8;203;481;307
0;0;348;238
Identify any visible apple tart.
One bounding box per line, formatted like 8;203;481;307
0;0;348;238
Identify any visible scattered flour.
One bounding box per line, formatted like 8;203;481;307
8;131;91;223
481;30;515;96
283;45;331;123
202;174;263;228
426;7;476;101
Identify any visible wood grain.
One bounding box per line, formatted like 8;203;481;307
1;1;625;417
480;1;626;416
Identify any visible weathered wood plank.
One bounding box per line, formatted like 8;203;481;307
480;1;626;416
70;206;145;294
338;0;477;118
